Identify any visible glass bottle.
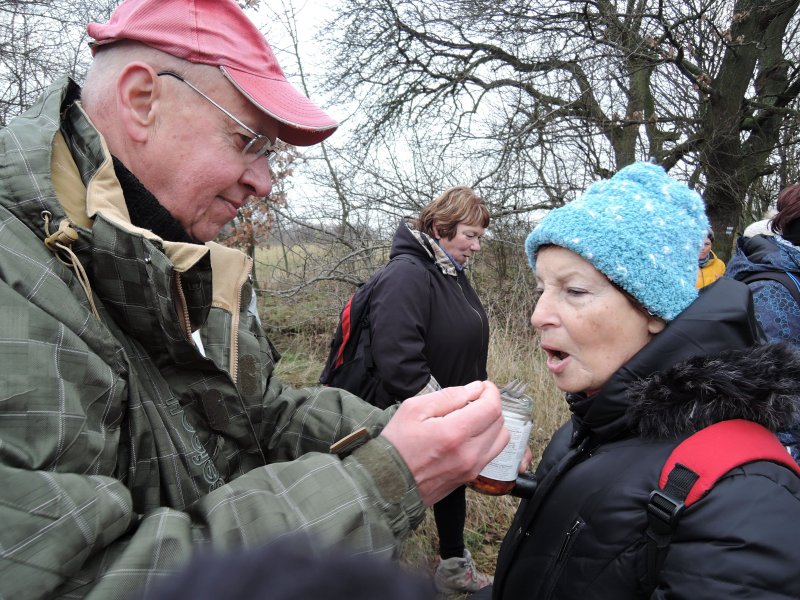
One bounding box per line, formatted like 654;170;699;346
469;380;533;496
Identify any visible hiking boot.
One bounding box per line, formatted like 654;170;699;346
433;549;493;595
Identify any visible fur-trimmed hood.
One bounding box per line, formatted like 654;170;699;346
571;278;800;444
628;343;800;438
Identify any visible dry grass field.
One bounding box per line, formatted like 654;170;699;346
254;242;570;595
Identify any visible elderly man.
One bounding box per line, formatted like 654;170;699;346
0;1;507;598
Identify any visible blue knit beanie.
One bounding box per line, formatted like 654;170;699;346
525;162;709;321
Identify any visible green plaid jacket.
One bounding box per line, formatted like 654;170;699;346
0;78;425;599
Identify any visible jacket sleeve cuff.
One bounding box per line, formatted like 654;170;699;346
349;436;426;537
414;375;441;397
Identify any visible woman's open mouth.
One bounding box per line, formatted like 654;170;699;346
543;346;571;373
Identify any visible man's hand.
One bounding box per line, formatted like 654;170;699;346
381;380;508;506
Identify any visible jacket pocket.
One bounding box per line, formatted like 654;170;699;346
541;517;586;600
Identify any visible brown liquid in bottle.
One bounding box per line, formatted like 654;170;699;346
468;474;516;496
470;380;533;496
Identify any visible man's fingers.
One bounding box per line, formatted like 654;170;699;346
401;380;488;420
436;381;503;437
382;380;510;507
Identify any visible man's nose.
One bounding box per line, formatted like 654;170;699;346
241;157;273;198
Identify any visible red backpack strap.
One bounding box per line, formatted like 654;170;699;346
333;296;355;369
641;419;800;593
658;419;800;506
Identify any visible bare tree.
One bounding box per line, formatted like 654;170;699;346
0;0;544;335
0;0;118;126
319;0;800;257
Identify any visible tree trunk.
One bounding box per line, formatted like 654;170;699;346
700;0;800;259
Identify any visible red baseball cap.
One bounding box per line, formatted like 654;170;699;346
87;0;338;146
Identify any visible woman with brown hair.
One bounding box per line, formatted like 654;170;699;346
727;182;800;345
334;186;493;595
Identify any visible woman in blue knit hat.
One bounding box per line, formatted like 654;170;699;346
474;162;800;600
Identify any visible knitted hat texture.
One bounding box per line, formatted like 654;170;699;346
525;162;709;321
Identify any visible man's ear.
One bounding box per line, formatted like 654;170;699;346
432;224;440;240
116;63;161;143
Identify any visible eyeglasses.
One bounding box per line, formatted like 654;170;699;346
157;70;277;165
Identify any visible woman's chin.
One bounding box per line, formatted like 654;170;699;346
551;372;598;396
552;375;581;394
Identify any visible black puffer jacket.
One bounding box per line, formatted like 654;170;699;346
367;221;489;407
493;279;800;599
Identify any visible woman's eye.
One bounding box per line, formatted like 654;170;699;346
566;288;587;296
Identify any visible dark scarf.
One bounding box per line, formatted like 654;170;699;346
112;157;195;244
698;252;712;268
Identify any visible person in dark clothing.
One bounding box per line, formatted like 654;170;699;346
726;183;800;346
726;182;800;462
476;162;800;600
366;187;492;595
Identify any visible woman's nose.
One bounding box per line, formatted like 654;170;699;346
531;291;556;330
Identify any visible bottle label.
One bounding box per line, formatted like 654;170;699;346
478;414;532;482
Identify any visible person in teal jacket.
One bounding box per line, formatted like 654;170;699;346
0;1;508;598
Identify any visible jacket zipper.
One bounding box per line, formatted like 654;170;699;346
455;277;486;350
541;518;585;600
228;255;254;383
173;272;192;339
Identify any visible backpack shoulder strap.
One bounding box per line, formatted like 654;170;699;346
657;419;800;505
642;419;800;591
739;270;800;305
332;293;358;371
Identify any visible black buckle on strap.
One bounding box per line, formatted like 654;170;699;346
647;490;685;534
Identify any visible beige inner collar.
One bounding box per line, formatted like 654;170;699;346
51;102;207;272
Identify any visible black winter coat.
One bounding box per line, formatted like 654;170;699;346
493;278;800;599
367;221;489;407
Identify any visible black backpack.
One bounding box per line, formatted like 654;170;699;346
319;255;436;408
